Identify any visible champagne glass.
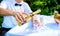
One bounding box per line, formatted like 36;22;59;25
54;10;60;28
33;15;44;32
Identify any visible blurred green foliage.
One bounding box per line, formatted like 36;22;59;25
0;0;2;2
0;0;3;27
0;17;3;26
25;0;60;15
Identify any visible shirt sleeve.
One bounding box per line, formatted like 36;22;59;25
24;2;32;14
0;1;7;9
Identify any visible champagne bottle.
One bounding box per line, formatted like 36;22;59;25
17;9;41;26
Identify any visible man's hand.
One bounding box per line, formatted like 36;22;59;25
13;12;30;23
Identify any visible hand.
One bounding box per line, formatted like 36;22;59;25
20;12;30;22
13;12;30;23
13;12;23;23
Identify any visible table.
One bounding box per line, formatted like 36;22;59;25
5;15;60;36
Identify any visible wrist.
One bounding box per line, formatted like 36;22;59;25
12;12;17;16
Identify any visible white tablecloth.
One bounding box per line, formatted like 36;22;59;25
5;15;60;36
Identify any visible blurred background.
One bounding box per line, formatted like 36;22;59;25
0;0;60;29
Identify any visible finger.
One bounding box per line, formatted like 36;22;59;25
17;12;23;22
22;12;30;16
15;15;22;25
19;12;26;22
